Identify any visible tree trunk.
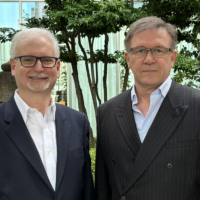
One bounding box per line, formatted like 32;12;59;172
103;33;109;102
55;1;95;147
71;36;95;147
88;36;98;115
122;65;130;92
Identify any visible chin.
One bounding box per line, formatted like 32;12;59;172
27;83;50;92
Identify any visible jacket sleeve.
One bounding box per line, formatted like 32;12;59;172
82;115;95;200
95;107;112;200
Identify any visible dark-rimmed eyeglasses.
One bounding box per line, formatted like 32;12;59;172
128;46;173;58
14;56;59;68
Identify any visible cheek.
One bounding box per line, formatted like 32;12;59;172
131;62;141;73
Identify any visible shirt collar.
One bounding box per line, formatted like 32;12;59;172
14;90;56;123
131;76;172;104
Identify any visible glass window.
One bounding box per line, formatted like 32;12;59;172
0;2;20;29
0;2;20;68
22;2;46;20
0;1;46;70
134;1;143;8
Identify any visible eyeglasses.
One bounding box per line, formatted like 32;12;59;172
128;46;173;58
14;56;59;68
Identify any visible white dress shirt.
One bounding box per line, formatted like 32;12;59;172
131;76;172;143
14;90;57;190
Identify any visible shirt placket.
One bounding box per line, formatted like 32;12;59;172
43;124;56;190
35;109;56;190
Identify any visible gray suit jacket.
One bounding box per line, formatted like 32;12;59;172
95;80;200;200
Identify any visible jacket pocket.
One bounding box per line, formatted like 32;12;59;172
167;139;200;148
0;173;9;199
70;146;84;157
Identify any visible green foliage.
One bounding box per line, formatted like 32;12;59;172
89;147;96;183
61;64;67;91
0;28;18;43
115;50;132;92
48;0;146;36
173;53;200;88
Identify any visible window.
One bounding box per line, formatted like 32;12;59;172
0;1;46;68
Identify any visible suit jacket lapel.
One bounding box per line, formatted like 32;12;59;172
55;104;71;191
4;96;53;190
122;81;188;195
115;89;141;157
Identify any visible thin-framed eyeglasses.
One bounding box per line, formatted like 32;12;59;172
14;56;59;68
128;46;173;58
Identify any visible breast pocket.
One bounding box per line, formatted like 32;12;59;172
167;139;200;148
70;146;84;157
0;173;9;200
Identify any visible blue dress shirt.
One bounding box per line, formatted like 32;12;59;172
131;76;172;143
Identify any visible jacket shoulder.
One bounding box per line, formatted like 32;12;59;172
98;89;131;111
172;81;200;98
56;104;87;119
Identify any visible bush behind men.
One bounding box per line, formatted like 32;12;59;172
0;28;94;199
95;16;200;200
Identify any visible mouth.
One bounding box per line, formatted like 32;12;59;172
143;70;157;73
29;77;48;79
28;76;49;81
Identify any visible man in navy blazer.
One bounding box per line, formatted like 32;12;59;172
0;28;94;200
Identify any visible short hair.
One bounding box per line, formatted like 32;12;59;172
10;28;60;58
124;16;177;51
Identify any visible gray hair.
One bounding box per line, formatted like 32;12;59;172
124;16;177;51
10;28;60;58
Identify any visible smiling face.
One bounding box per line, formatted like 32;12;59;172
10;35;60;95
125;28;178;92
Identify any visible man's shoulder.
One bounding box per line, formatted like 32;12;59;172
0;102;6;116
0;102;6;109
0;95;16;115
56;104;86;118
169;81;200;107
171;81;200;96
98;89;131;110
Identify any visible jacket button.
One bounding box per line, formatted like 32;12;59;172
121;196;125;200
112;159;116;165
167;163;173;169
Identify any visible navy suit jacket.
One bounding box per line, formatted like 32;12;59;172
0;95;94;200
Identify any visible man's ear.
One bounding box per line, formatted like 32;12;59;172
124;52;130;69
171;50;178;69
56;59;61;78
10;58;16;76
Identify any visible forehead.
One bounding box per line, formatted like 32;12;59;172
15;35;55;56
130;28;172;48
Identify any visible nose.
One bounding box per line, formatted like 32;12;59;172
33;58;44;71
143;50;155;64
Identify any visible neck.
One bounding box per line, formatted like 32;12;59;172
134;84;158;117
18;90;52;116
